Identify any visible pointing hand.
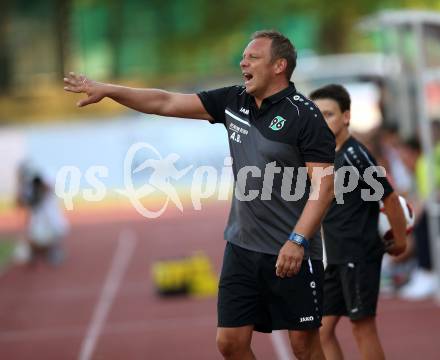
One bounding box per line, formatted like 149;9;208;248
63;72;106;107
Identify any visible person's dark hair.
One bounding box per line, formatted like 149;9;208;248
403;137;421;152
382;122;399;134
251;30;297;80
309;84;351;112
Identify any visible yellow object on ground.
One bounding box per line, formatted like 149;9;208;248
152;251;218;298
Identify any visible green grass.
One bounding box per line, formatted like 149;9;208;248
0;237;15;271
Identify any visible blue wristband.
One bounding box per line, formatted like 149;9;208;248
288;232;309;249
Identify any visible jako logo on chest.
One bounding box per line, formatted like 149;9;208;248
239;107;249;115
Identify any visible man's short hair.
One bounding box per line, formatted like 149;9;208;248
403;137;421;152
251;30;297;80
309;84;351;113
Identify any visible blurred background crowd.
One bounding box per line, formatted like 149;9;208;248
1;0;440;312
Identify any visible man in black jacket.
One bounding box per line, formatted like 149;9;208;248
311;84;407;360
65;30;335;360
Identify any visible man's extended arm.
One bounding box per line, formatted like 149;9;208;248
275;163;334;277
63;72;213;121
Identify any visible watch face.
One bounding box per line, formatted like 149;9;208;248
289;233;309;249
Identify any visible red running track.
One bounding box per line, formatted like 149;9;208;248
0;203;439;359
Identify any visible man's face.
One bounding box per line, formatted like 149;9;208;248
240;38;276;96
399;145;418;172
314;98;349;137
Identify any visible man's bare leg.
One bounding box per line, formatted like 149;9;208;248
289;328;325;360
320;315;343;360
216;326;255;360
351;316;385;360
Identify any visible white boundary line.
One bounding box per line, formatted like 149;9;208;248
78;229;137;360
270;331;294;360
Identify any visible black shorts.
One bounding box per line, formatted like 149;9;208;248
323;259;382;321
218;242;324;333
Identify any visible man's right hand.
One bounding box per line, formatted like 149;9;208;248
64;72;107;107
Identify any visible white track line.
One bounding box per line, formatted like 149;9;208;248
270;331;294;360
78;229;137;360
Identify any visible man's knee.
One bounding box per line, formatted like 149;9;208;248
320;326;335;344
351;316;377;339
320;316;339;343
292;343;312;360
290;329;319;360
216;328;251;357
216;336;243;357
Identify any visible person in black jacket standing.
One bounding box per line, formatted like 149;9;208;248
65;30;336;360
310;84;407;360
